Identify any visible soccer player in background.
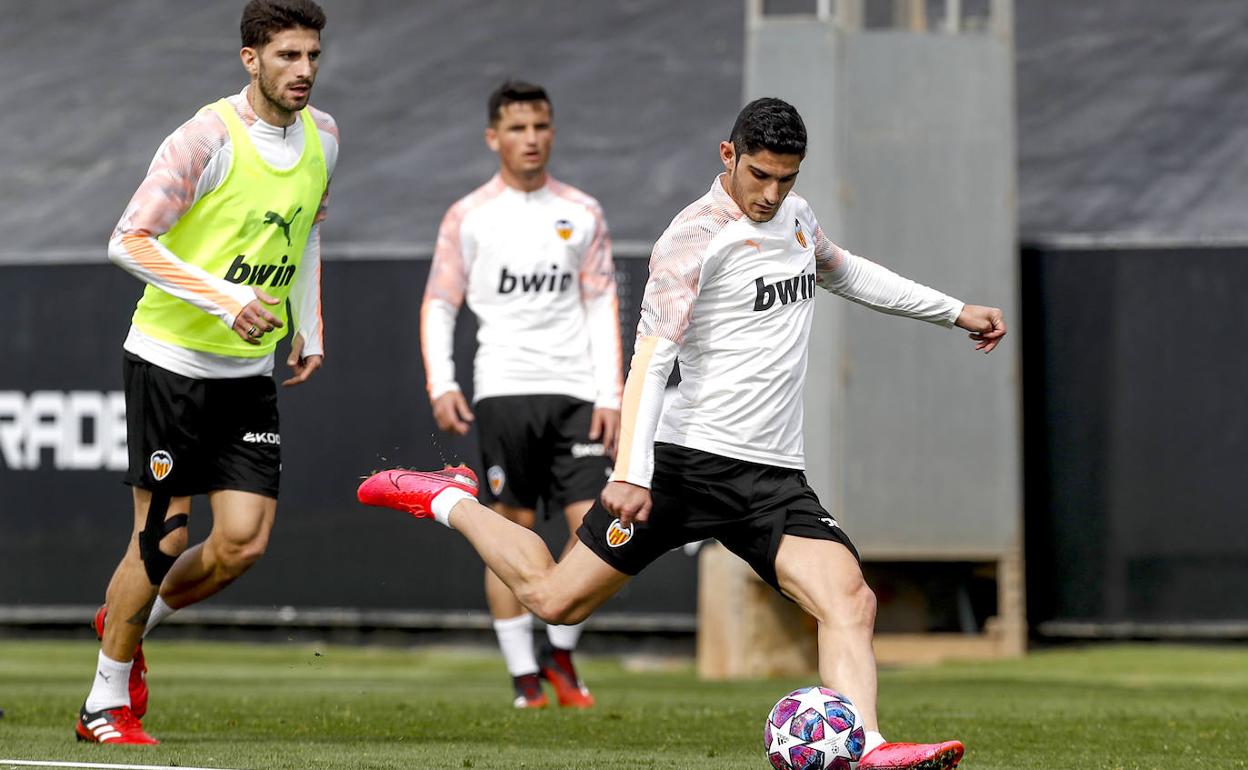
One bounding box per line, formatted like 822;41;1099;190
420;81;621;709
76;0;337;744
364;97;1004;768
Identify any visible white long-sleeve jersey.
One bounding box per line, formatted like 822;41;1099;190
108;86;339;379
612;175;965;488
421;174;622;408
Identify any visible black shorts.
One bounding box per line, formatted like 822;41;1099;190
578;443;859;591
475;394;612;512
123;353;281;498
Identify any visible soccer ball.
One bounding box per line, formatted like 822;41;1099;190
763;686;866;770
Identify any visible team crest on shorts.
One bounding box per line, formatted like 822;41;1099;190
149;450;173;482
606;519;633;548
794;218;808;248
554;218;574;241
487;465;506;495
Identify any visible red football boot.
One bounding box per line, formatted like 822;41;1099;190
92;606;148;719
357;465;478;518
75;704;158;745
538;640;595;708
858;740;964;769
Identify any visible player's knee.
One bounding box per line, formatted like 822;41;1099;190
159;527;190;558
215;531;269;575
138;496;190;586
522;587;584;626
537;601;587;626
842;580;876;630
811;578;875;631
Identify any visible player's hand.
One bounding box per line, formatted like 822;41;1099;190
432;391;474;435
589;407;620;458
232;287;284;345
282;333;322;387
601;480;652;526
955;304;1007;353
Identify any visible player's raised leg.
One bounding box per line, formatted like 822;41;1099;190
775;535;963;769
359;468;630;627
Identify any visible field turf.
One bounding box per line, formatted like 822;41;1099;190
0;640;1245;769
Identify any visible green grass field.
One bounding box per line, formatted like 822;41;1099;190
1;640;1245;769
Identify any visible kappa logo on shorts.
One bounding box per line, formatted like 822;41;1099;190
605;519;633;548
571;442;605;458
487;465;506;495
149;450;173;482
554;218;574;241
819;516;839;530
243;431;281;445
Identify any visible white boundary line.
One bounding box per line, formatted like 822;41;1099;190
0;761;245;770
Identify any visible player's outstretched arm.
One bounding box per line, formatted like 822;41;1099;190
954;304;1006;353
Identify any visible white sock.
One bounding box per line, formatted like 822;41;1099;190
84;651;132;712
546;621;585;650
864;730;887;755
493;613;539;677
431;488;475;528
144;595;175;637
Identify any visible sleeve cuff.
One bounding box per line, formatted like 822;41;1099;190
944;300;966;329
428;382;462;401
608;470;651;490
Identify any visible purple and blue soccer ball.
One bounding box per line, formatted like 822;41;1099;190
763;686;866;770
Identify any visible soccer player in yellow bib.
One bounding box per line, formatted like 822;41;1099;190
75;0;338;745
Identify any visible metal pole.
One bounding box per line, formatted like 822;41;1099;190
945;0;962;33
836;0;863;30
990;0;1014;42
746;0;764;27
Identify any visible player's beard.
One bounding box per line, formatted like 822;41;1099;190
730;177;778;223
256;63;311;119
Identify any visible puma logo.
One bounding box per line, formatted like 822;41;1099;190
264;207;302;246
97;671;112;683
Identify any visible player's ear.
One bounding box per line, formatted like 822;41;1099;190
240;47;259;77
720;141;736;172
485;126;500;153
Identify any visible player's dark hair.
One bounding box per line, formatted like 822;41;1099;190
729;98;807;159
488;80;552;124
240;0;326;48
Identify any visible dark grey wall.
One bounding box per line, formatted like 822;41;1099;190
8;0;1248;252
0;0;743;254
1016;0;1248;238
1022;244;1248;629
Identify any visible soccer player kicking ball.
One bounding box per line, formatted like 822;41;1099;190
76;0;337;745
420;81;621;709
362;98;1003;769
